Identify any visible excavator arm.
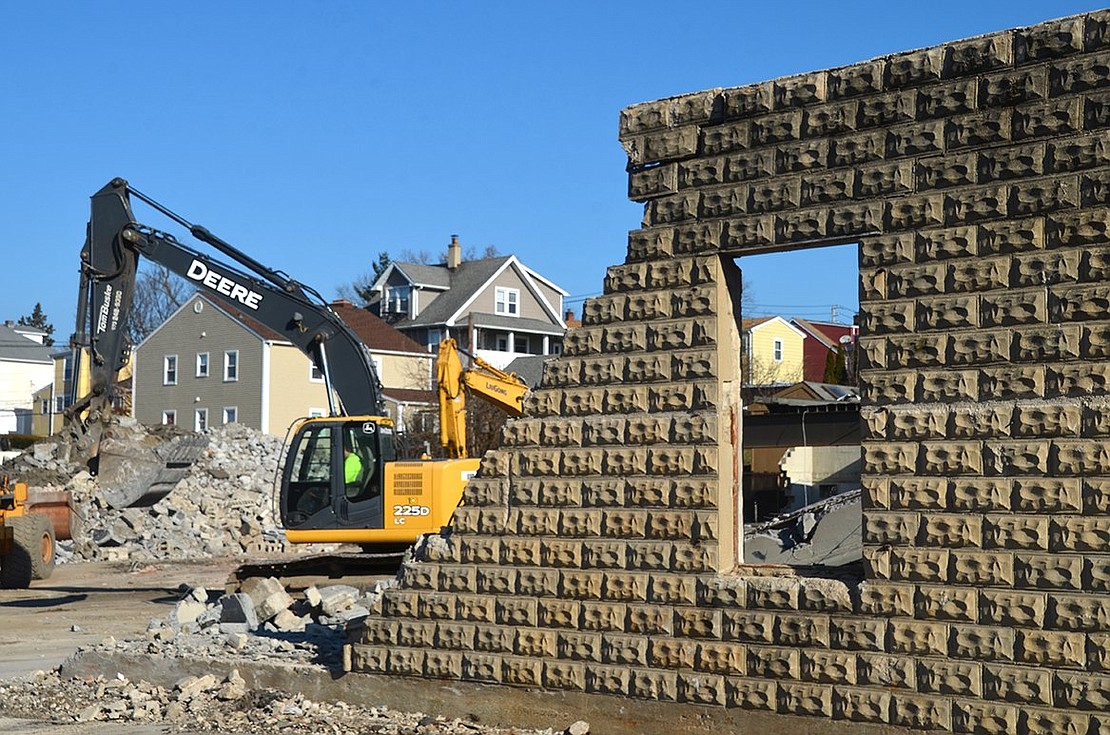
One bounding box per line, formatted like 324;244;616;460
437;338;527;458
65;178;387;502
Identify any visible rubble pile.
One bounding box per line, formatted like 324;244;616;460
743;489;863;568
0;669;572;734
110;575;395;665
13;422;339;563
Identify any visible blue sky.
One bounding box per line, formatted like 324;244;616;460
1;1;1102;338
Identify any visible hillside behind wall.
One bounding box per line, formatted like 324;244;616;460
350;10;1110;733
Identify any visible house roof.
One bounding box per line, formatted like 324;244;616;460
0;323;53;364
393;256;514;328
470;312;566;336
392;262;452;289
330;301;427;354
774;381;860;403
382;387;435;405
384;254;567;331
792;318;855;350
742;315;808;339
504;355;550;389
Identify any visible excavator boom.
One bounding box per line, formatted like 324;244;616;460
436;338;528;459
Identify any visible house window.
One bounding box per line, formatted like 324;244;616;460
40;399;49;414
224;350;238;381
163;355;178;385
516;336;531;354
162;410;176;426
223;406;237;424
773;338;784;362
495;287;519;316
196;352;209;378
309;363;324;382
195;408;208;431
54;396;69;413
495;335;509;351
386;286;410;316
427;329;442;351
62;357;72;382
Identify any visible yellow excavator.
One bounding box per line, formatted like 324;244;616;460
67;178;530;554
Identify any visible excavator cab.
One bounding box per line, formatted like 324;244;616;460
280;417;393;533
279;414;480;547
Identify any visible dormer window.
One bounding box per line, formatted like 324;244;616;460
385;286;411;317
495;287;519;317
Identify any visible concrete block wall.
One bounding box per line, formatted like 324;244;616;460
349;11;1110;732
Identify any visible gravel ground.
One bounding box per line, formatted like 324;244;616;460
0;669;573;735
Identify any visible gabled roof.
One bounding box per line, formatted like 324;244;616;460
773;381;860;403
504;355;550;389
792;318;855;350
0;323;54;364
382;387;435;405
390;262;452;290
742;315;808;339
329;301;427;354
139;293;284;348
396;256;512;328
386;255;566;332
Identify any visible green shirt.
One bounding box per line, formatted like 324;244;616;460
344;451;363;483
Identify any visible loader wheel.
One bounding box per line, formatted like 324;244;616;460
0;515;55;589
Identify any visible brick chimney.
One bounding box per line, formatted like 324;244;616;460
447;234;462;270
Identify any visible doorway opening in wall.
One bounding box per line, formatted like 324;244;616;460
732;242;863;569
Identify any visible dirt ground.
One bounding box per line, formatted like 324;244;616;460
0;558;235;680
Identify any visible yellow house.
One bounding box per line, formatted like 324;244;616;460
741;316;807;386
32;349;133;437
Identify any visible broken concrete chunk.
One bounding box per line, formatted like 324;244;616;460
217;593;258;629
316;585;359;616
239;576;294;622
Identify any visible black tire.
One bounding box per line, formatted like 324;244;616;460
1;515;55;589
28;515;56;581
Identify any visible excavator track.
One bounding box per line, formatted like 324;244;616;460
226;552;405;593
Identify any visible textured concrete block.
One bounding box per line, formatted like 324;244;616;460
952;701;1020;735
800;649;856;685
889;693;951;731
917;658;982;696
748;645;801;680
556;631;600;662
888;620;948;656
856;653;915;689
583;664;628;695
982;662;1053;705
950;624;1016;662
1017;630;1087;668
979;590;1046;628
916;585;978;622
695;641;746;675
830;617;886;652
727;676;777;711
630;669;678;701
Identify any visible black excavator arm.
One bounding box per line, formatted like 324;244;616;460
65;177;386;471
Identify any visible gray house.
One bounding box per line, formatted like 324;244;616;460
370;236;568;369
133;294;434;436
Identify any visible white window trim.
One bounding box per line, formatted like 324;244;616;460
196;351;210;378
163;355;178;386
773;338;784;362
308;408;327;418
162;409;177;426
222;406;238;425
194;408;208;431
309;362;324;383
224;350;239;382
495;287;520;317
